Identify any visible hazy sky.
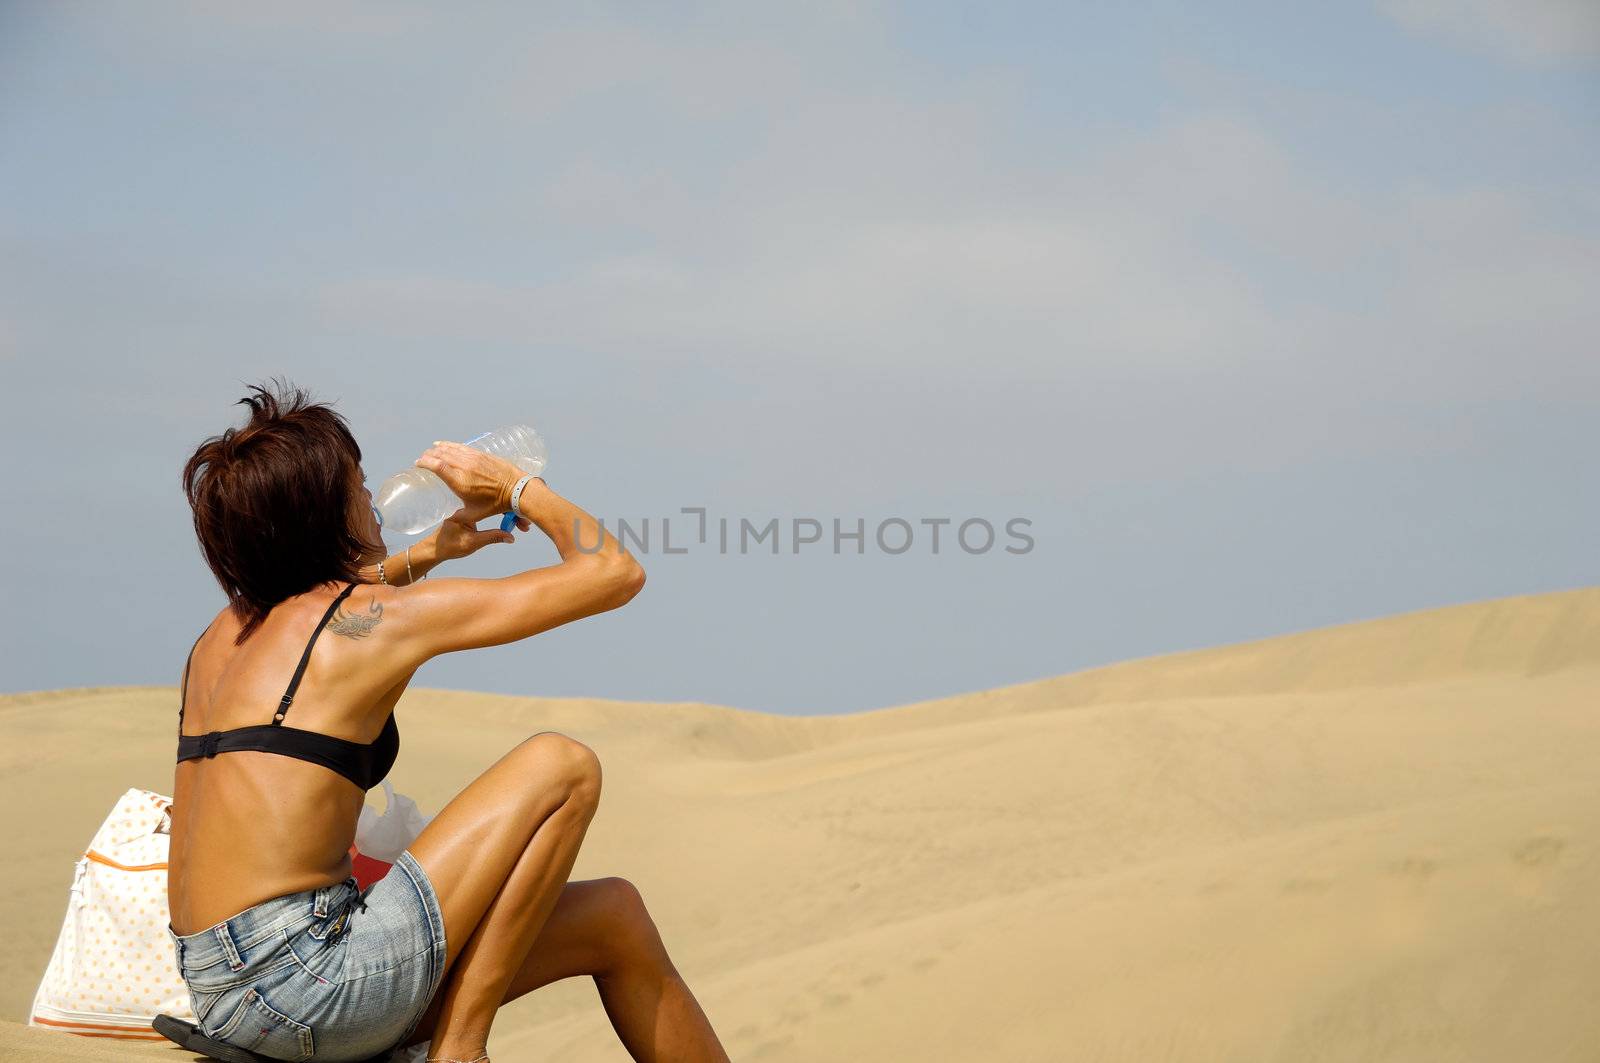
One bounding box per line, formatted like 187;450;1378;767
2;2;1596;715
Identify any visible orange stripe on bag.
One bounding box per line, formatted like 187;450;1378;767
64;1032;167;1041
82;849;169;872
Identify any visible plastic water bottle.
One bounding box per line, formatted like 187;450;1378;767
374;425;548;536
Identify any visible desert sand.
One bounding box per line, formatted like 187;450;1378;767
3;586;1598;1062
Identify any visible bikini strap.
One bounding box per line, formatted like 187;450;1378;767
177;630;206;735
273;582;358;726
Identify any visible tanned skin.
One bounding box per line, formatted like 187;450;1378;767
169;443;730;1063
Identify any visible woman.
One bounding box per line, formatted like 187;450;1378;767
169;379;730;1063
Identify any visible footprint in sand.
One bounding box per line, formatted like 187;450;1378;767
1387;855;1438;881
1509;834;1567;903
748;1034;795;1059
1512;835;1565;868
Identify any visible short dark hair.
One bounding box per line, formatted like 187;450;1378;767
182;376;377;644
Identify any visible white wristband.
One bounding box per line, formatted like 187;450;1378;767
508;474;534;517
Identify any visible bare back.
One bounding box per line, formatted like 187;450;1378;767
168;580;416;935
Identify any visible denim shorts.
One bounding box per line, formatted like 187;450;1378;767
169;851;448;1062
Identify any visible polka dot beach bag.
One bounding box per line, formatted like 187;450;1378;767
31;778;435;1043
29;788;192;1043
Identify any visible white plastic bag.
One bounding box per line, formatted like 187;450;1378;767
30;788;192;1041
392;1040;432;1063
354;781;434;864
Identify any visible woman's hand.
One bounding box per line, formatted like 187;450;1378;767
431;509;530;562
414;440;534;527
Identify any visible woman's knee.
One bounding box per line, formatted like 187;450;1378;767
592;877;669;968
520;731;602;803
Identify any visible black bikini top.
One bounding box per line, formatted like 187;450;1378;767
176;582;399;791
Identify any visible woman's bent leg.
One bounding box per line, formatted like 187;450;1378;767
404;732;603;1058
406;878;731;1063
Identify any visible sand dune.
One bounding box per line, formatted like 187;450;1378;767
3;586;1598;1062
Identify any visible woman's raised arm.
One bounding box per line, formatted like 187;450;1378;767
385;445;645;664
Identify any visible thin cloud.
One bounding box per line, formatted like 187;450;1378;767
316;105;1597;407
1380;0;1600;64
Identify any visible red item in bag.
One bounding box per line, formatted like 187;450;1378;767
350;847;393;890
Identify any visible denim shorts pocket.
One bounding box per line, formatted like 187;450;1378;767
187;985;229;1028
213;987;315;1061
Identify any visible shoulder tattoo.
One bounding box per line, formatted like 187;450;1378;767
328;595;383;639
